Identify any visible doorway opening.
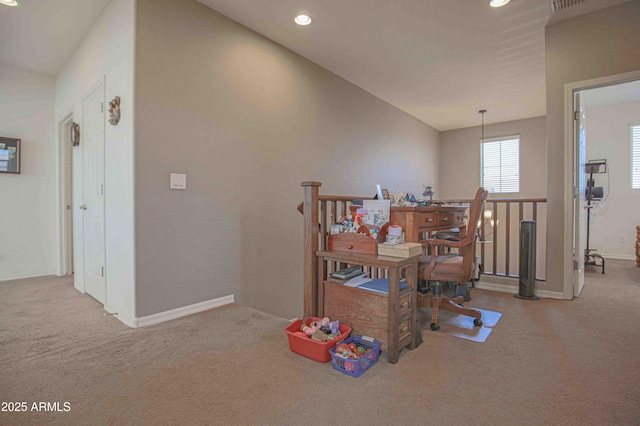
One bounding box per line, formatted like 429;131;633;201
569;72;640;297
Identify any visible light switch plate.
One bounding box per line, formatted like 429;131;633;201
170;173;186;190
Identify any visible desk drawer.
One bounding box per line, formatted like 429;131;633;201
417;212;438;228
398;318;412;341
398;293;412;317
328;233;377;255
439;212;464;227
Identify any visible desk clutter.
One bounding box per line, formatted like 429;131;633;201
285;317;381;376
329;220;422;258
300;182;474;365
335;269;408;294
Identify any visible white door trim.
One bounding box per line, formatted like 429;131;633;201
56;112;74;276
563;69;640;299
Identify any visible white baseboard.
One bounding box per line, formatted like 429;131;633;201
0;271;57;282
475;277;565;300
127;294;235;328
108;309;136;328
598;253;635;261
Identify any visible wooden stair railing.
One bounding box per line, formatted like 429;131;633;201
438;196;548;280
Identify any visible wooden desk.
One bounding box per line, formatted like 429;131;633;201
316;250;420;364
350;205;467;244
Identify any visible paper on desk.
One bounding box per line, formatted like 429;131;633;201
344;273;371;287
362;200;391;228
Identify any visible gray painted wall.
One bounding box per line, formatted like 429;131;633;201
134;0;440;318
439;116;547;199
545;1;640;295
439;116;548;289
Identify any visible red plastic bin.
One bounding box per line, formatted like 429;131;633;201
285;317;352;363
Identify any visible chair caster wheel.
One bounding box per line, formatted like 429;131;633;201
474;319;483;327
430;323;440;331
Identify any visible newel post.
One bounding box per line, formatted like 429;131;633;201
302;181;321;317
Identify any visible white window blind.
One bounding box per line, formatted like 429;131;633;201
481;135;520;193
632;125;640;189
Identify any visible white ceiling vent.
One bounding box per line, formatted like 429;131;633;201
547;0;629;24
550;0;588;13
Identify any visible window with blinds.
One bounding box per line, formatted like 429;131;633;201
632;125;640;189
480;135;520;193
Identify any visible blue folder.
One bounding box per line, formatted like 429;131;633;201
356;278;407;294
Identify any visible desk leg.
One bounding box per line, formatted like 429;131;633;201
387;266;400;364
406;261;420;350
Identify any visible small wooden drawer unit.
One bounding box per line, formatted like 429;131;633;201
328;232;377;255
316;250;420;364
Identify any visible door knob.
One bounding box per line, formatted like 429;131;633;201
79;204;87;210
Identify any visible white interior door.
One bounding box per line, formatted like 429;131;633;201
82;82;106;304
573;92;587;297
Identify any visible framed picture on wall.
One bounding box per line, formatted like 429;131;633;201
0;137;20;174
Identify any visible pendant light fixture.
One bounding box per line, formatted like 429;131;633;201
478;109;491;241
479;109;486;143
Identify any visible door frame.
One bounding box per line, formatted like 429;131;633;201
56;111;75;277
573;91;586;297
564;69;640;298
56;75;107;298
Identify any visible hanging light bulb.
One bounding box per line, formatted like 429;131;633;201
479;109;486;143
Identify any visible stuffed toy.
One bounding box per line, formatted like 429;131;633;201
329;320;340;335
311;330;332;342
302;320;321;337
319;317;335;335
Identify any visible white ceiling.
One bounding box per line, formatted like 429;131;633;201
0;0;111;77
0;0;631;131
198;0;551;130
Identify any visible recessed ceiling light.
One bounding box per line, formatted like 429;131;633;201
0;0;18;6
489;0;510;7
294;14;312;26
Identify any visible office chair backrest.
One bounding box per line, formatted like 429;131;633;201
460;187;489;247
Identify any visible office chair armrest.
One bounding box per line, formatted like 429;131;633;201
424;237;468;249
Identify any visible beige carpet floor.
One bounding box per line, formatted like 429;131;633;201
1;260;639;425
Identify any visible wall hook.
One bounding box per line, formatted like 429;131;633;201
108;96;121;125
71;122;80;146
